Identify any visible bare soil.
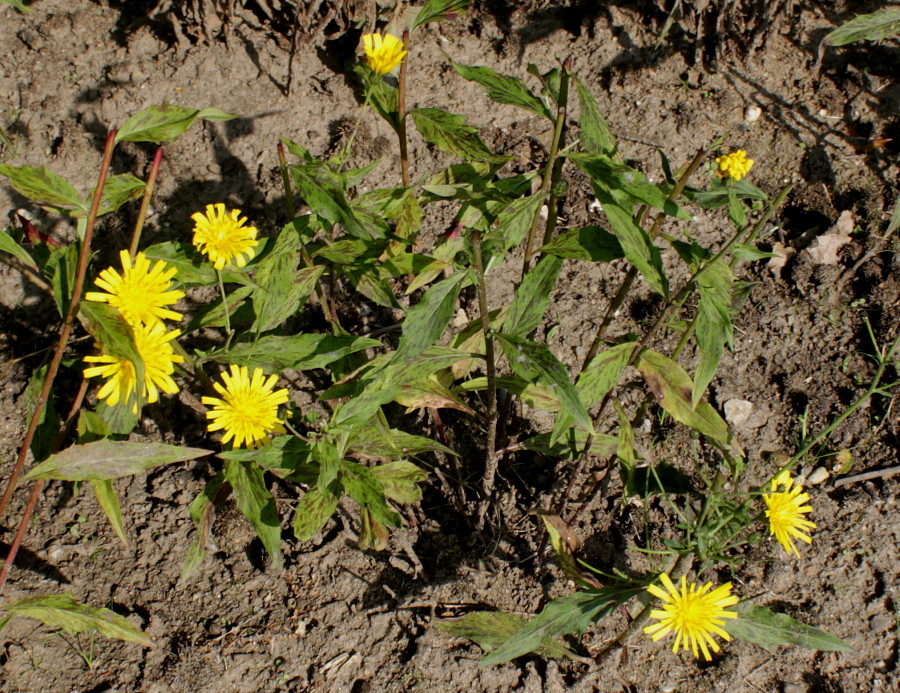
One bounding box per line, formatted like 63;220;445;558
0;1;898;691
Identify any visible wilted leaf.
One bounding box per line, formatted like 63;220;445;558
181;471;225;582
25;440;211;481
370;461;428;504
635;349;739;453
7;593;153;647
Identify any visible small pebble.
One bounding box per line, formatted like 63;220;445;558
806;467;830;485
745;105;762;123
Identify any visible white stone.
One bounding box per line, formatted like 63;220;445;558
724;399;754;426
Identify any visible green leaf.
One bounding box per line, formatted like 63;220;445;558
143;241;255;287
292;485;340;541
493;193;546;250
687;178;768;208
369;461;428;503
358;507;390;551
251;222;304;332
185;285;255;332
573;75;616;157
542;514;595;589
450;60;553;121
316;438;341;488
205;334;379;372
95;174;145;216
481;588;639;666
573;154;688;219
332;347;471;428
223;459;282;569
46;243;78;318
341;461;401;528
693;261;734;408
823;8;900;46
79;302;145;402
540;225;623;262
96;399;141;436
410;108;509;164
76;409;110;444
0;163;86;213
24;365;58;464
290;164;379;239
25;440;212;481
181;471;226;582
496;333;592;432
598;199;669;297
886;194;900;237
520;430;617;459
1;0;31;12
90;479;128;545
635;349;739;453
116;105;237;143
6;593;153;647
395;271;470;363
218;435;313;480
435;611;585;662
725;603;852;652
410;0;470;31
349;428;456;461
504;255;562;337
0;226;38;269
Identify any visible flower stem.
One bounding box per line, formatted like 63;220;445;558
128;147;163;260
522;60;570;279
397;28;410;187
472;234;498;528
216;268;233;345
0;128;118;594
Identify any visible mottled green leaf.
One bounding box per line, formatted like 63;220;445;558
0;225;37;269
341;461;401;528
143;241;255;287
224;459;282;569
96;174;145;216
504;255;562;337
410;0;469;31
206;333;379;372
635;349;739;452
725;603;852;652
78;301;145;393
7;593;153;647
496;333;591;432
573;75;616;157
540;225;623;262
481;588;639;666
116;105;236;143
824;8;900;46
598;199;668;297
411;108;509;164
0;163;86;213
292;485;340;541
450;60;553;121
25;440;212;481
395;271;470;363
252;222;303;332
370;461;428;503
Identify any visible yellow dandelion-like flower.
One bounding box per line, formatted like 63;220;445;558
84;249;184;327
716;150;754;182
644;573;739;661
84;322;183;411
191;203;259;271
202;365;289;449
362;33;407;75
763;470;817;557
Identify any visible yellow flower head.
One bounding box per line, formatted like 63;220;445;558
84;250;184;327
716;150;754;181
191;203;259;271
764;470;816;557
362;33;407;75
202;365;289;449
644;573;739;661
84;322;183;412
